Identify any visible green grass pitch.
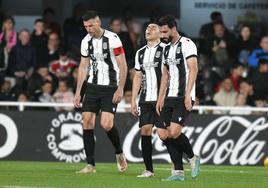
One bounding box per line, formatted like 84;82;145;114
0;161;268;188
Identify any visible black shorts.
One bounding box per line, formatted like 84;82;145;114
160;98;194;127
81;83;117;114
138;102;165;129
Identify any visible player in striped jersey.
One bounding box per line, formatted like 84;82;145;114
74;10;127;174
131;23;184;178
156;15;200;181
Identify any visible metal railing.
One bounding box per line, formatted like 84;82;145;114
0;101;267;114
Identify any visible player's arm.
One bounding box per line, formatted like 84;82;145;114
156;65;169;115
185;57;198;111
131;70;142;116
73;57;90;108
113;52;128;103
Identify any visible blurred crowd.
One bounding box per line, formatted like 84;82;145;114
0;5;267;112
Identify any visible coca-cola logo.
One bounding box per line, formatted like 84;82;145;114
123;116;268;165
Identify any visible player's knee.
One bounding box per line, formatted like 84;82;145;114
141;126;152;136
169;129;181;139
83;118;95;129
157;129;168;140
100;119;113;131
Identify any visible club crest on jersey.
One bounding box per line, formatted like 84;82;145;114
140;54;144;59
103;42;108;50
155;51;161;58
176;46;181;54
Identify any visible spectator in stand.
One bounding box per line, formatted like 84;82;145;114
110;17;135;68
31;19;48;68
202;21;236;71
248;35;268;68
0;80;13;101
229;93;251;115
215;63;246;92
213;77;237;106
53;79;74;111
239;79;255;106
47;32;60;62
199;11;228;39
0;16;17;72
236;25;257;66
42;7;61;35
8;29;36;93
49;47;77;78
63;2;87;56
27;65;58;97
34;81;55;111
17;91;29;102
250;58;268;99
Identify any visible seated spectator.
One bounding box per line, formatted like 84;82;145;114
34;81;55;110
49;47;77;78
201;21;236;71
117;89;132;112
252;94;268;115
53;79;74;111
27;66;58;97
110;17;135;68
47;32;60;62
248;35;268;68
42;7;61;35
0;16;17;71
229;93;251;115
239;79;255;106
199;11;227;39
8;29;36;78
0;80;13;101
31;19;48;67
213;77;237;106
250;58;268;99
16;91;32;111
215;63;246;92
236;25;257;65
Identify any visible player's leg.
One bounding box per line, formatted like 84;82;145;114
76;112;97;174
100;111;127;172
156;106;185;181
137;124;154;177
76;84;100;174
169;104;200;178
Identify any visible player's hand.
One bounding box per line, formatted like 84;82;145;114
156;97;164;116
184;94;192;111
73;94;81;108
113;87;123;104
131;101;139;117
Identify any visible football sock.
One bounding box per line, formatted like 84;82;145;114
83;129;95;166
174;133;194;159
162;138;183;170
106;126;123;154
141;135;153;172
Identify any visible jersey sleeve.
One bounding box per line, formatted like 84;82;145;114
134;51;141;71
110;34;125;56
80;38;89;58
182;39;198;60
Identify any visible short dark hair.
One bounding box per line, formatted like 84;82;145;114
82;10;99;21
158;15;177;29
3;16;15;25
210;11;222;20
109;17;121;25
34;18;44;24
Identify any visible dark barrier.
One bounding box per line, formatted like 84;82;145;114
0;111;267;165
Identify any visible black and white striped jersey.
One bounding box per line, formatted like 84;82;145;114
80;30;124;87
163;36;197;100
135;42;165;103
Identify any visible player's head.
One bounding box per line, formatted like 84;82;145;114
82;10;101;36
145;23;161;42
158;15;177;43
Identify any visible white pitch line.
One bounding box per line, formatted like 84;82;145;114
0;186;53;188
